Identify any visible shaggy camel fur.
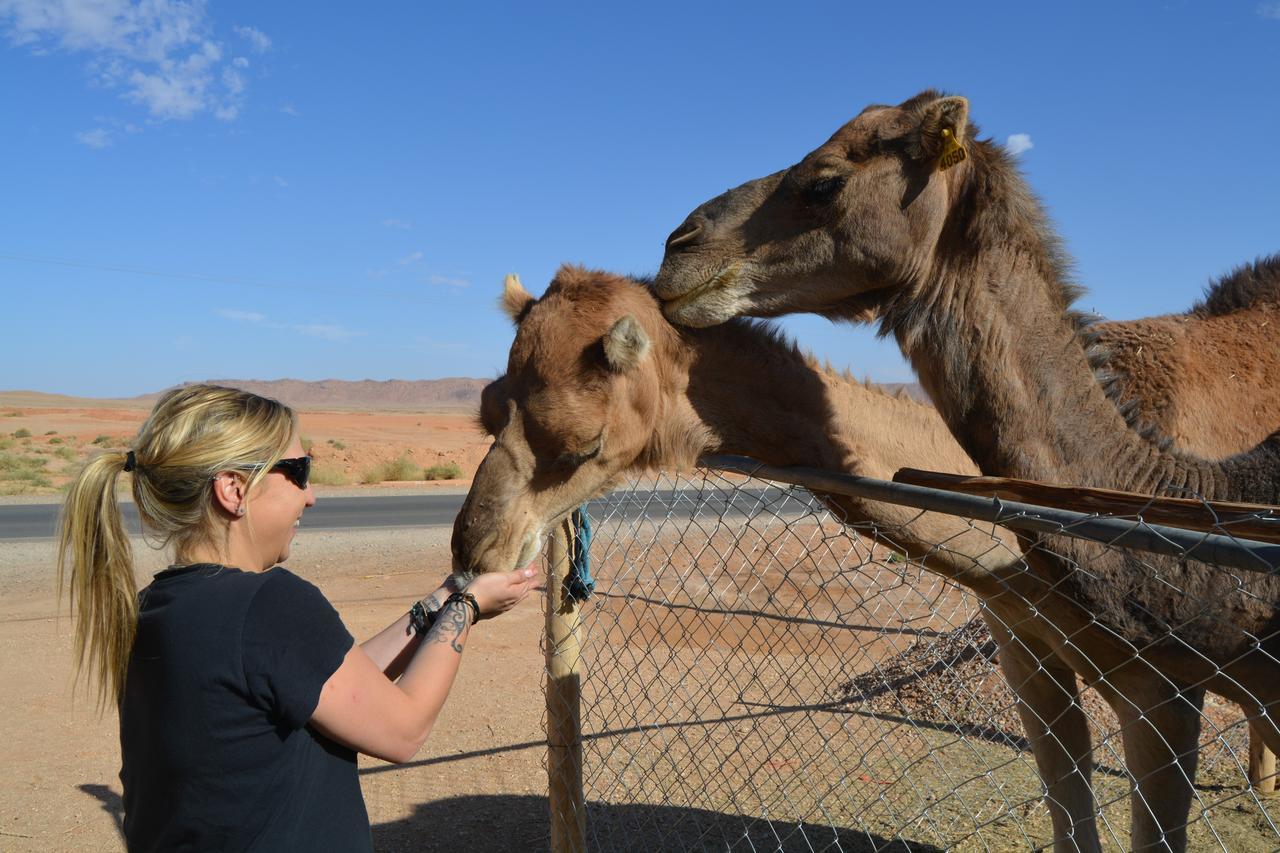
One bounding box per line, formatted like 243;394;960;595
653;91;1280;852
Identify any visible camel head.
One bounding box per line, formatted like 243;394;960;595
451;267;675;575
655;89;978;328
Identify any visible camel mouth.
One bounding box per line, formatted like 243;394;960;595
660;263;740;314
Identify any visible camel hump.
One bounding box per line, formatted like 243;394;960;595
1193;254;1280;317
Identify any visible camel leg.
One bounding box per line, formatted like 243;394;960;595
1249;724;1275;794
985;616;1102;853
1097;674;1204;853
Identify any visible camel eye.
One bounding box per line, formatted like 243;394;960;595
555;435;603;470
805;176;845;203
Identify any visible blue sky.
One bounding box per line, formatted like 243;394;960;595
1;1;1277;398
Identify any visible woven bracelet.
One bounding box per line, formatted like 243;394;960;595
444;591;481;626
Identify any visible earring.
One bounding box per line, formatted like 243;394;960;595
235;506;245;516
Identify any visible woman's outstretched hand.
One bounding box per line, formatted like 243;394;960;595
461;564;540;620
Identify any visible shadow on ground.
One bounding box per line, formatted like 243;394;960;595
371;793;943;852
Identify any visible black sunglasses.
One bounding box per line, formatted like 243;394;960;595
270;456;312;490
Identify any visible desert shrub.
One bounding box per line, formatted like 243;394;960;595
331;440;346;450
92;435;112;446
424;461;462;480
0;438;11;451
309;465;350;486
3;410;20;417
13;428;31;438
0;452;52;491
55;446;76;460
44;430;57;436
361;451;418;484
49;437;62;444
301;435;314;453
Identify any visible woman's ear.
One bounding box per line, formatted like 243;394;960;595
211;471;248;517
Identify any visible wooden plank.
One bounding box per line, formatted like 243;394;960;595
892;468;1280;545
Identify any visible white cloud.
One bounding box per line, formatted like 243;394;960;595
293;323;362;342
1261;3;1280;19
218;309;266;323
273;174;287;188
381;218;412;230
0;1;254;122
427;274;470;289
217;310;360;342
399;250;424;266
232;24;270;52
1005;133;1034;156
280;103;299;117
75;127;111;148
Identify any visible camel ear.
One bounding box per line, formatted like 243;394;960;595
602;315;650;372
500;274;535;325
917;95;970;171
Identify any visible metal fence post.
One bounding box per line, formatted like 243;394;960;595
546;517;586;852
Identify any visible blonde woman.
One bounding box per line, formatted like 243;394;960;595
58;384;538;852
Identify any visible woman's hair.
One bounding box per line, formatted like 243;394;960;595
57;383;297;706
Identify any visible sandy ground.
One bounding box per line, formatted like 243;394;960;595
0;396;495;498
0;526;551;852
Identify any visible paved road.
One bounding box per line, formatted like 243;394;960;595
0;487;812;541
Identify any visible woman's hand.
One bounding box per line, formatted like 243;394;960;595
462;564;540;620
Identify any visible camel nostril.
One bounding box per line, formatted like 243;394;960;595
665;218;703;253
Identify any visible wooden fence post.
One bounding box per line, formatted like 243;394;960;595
546;518;586;851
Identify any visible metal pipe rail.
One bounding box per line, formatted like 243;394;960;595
698;454;1280;575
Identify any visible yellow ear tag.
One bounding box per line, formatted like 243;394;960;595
938;127;967;171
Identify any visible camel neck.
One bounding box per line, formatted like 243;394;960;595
895;249;1235;497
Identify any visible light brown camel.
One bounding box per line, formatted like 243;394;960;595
652;91;1280;852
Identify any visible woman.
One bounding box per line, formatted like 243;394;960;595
57;383;538;851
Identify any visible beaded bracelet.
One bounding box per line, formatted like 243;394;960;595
406;600;438;636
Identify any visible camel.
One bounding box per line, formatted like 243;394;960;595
651;90;1280;851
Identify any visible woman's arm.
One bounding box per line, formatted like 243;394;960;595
310;566;538;764
360;582;454;680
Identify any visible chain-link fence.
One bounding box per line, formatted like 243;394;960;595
541;458;1280;852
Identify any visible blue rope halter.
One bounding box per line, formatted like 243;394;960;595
565;503;594;601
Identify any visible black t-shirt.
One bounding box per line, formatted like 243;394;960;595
120;564;368;852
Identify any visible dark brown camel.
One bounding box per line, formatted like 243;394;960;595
652;90;1280;852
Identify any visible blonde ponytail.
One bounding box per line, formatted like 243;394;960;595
57;451;138;707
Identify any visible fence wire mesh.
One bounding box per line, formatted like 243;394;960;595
541;466;1280;852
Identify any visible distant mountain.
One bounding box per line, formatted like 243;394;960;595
147;378;491;410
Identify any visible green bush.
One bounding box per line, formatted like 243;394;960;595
44;430;57;436
13;428;31;438
331;440;346;450
309;464;350;486
92;435;112;446
0;452;52;492
55;446;76;461
301;435;314;453
424;461;462;480
361;452;419;484
48;437;63;444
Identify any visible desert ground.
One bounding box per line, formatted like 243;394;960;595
0;390;496;498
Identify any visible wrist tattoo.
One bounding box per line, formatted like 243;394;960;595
426;601;468;653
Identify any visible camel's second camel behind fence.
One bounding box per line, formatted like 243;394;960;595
451;267;1280;851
